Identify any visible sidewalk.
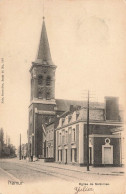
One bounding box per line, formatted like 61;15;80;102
17;158;125;176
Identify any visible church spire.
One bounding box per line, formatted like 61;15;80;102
35;17;54;65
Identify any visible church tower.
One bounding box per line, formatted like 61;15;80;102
28;17;57;159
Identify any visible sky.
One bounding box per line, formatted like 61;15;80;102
0;0;126;148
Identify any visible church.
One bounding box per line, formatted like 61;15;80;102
27;17;123;165
28;17;86;160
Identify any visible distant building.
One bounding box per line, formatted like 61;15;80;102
21;143;28;159
0;141;2;157
0;128;4;157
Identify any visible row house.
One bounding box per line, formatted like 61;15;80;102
45;119;59;162
55;97;123;166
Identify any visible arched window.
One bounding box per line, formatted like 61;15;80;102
46;76;51;86
38;75;43;85
46;92;50;100
38;90;42;98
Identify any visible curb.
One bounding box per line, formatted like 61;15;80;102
23;160;125;176
8;159;125;176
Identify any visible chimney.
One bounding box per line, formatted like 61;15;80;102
70;105;74;112
105;97;119;121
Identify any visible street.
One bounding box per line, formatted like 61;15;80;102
0;158;125;183
0;159;60;183
0;158;125;194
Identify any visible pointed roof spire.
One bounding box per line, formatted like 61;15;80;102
35;17;54;65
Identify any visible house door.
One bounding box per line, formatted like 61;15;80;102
46;147;48;158
89;147;92;165
44;141;46;158
104;147;113;164
65;149;67;164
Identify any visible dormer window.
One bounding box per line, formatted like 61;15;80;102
76;112;80;120
62;118;65;126
68;115;72;123
38;75;43;85
46;76;51;86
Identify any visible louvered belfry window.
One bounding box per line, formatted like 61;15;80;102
38;75;43;85
46;92;50;100
46;76;51;86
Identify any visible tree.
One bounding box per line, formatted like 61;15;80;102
0;128;4;147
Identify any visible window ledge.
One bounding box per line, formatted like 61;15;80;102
71;141;76;144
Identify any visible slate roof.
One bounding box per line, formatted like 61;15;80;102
55;99;104;112
35;18;54;66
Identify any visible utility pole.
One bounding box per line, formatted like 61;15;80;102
19;133;21;160
87;90;89;171
81;89;96;171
